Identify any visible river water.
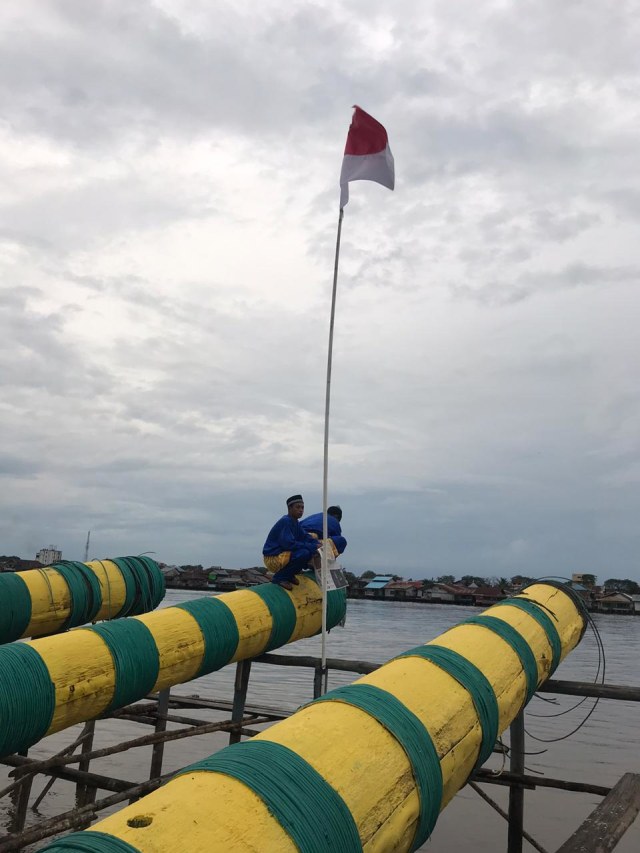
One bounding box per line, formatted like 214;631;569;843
2;590;639;851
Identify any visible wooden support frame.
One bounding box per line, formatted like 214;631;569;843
8;757;32;836
148;688;171;782
76;720;97;811
229;659;252;745
507;712;526;853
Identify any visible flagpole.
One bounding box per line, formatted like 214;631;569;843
320;204;344;695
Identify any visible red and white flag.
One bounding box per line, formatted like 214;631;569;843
340;106;395;208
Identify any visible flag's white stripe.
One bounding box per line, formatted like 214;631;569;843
339;145;395;207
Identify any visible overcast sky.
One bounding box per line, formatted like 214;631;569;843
1;0;639;583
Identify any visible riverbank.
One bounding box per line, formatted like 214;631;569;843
164;580;639;614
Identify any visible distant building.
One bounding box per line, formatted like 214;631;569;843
594;592;635;615
363;575;394;598
470;585;506;606
384;581;423;600
0;557;42;572
420;583;475;605
36;546;62;566
347;576;369;597
571;573;596;588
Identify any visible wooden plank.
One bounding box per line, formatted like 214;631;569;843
229;659;252;745
507;713;525;853
255;652;379;675
256;655;640;702
8;759;32;835
149;688;171;780
76;720;97;808
3;714;270;780
144;692;289;719
2;754;132;793
472;768;610;797
555;773;640;853
540;680;640;702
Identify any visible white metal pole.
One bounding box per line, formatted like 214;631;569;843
321;205;345;695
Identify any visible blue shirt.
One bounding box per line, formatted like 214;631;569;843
300;512;347;555
263;515;318;558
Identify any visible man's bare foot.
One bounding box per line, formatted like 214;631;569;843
277;580;294;590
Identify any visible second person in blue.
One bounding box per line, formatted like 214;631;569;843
300;505;347;557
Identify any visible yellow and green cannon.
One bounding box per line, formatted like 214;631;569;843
39;581;585;852
0;573;346;759
0;556;165;643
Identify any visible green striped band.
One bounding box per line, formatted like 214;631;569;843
326;587;348;629
492;598;562;674
38;831;142;852
0;643;55;756
313;683;442;850
89;620;160;712
248;584;297;652
464;615;539;705
111;558;137;617
111;557;165;618
50;561;103;628
179;739;362;852
177;598;240;676
0;572;32;643
395;644;499;767
131;556;165;613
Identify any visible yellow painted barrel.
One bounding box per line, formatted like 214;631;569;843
0;556;165;643
44;582;585;853
0;573;346;759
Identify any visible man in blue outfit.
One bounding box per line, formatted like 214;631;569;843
262;494;321;590
300;505;347;556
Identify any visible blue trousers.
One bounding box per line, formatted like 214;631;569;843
272;553;314;583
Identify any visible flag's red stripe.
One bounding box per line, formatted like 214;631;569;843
344;105;388;156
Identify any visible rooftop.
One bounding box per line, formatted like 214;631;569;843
365;576;394;589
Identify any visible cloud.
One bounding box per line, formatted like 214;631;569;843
453;262;639;305
1;0;640;583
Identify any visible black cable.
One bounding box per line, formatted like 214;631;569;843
522;575;606;742
498;738;548;760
